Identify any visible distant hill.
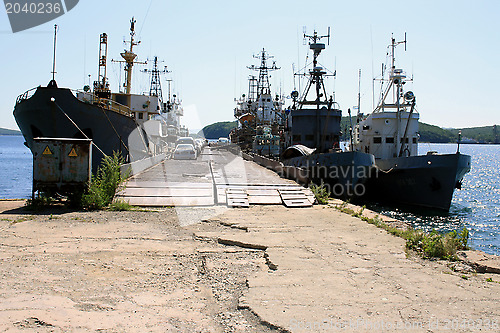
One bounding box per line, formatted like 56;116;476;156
200;118;499;144
0;128;21;135
419;122;457;143
340;116;498;144
199;121;237;139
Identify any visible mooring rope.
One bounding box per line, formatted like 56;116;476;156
52;99;107;157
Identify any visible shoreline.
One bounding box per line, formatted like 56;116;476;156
3;198;499;263
1;200;499;331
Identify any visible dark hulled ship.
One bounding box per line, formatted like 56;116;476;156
352;35;471;210
281;29;375;198
14;19;170;173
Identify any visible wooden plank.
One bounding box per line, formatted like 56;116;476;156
248;196;283;205
125;181;212;188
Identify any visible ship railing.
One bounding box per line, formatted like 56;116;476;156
73;89;133;117
16;87;38;104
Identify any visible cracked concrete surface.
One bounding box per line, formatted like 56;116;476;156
0;202;274;332
1;200;499;332
194;205;500;332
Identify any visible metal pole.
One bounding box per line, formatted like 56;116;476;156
52;24;57;81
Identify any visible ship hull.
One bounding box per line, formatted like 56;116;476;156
365;153;471;211
282;151;376;199
13;86;149;172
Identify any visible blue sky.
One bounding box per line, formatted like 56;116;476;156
1;0;499;131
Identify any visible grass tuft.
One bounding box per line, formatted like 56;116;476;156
309;182;330;204
108;199;133;211
25;194;55;211
334;203;469;260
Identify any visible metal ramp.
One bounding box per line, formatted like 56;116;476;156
278;188;314;207
220;184;315;207
225;188;249;207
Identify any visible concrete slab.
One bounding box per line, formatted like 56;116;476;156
194;205;500;332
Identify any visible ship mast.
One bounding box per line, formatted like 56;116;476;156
51;24;58;81
93;33;111;99
115;17;145;95
296;28;333;151
144;56;169;102
248;49;279;98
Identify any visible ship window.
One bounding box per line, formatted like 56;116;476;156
138;112;144;120
323;135;330;141
363;125;370;130
386;137;394;143
373;137;382;144
292;135;301;142
305;135;314;141
413;137;417;144
400;137;409;143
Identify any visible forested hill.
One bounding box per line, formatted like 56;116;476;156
0;127;21;135
199;119;499;144
198;121;237;139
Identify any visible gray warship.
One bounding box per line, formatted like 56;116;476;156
281;29;375;198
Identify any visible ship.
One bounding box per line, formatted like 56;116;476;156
280;29;375;198
230;48;285;155
142;56;185;150
13;18;181;173
352;35;471;211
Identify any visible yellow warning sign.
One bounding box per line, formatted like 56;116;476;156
42;146;52;155
68;148;78;157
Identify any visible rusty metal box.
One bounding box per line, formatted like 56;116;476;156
33;138;92;194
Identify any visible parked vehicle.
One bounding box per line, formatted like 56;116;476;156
217;137;229;145
173;143;197;160
176;136;196;147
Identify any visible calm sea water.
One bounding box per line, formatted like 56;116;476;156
375;143;500;256
1;136;499;255
0;135;32;199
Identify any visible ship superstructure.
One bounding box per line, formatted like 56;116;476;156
353;34;419;158
353;35;471;210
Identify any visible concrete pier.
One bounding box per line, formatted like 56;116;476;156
0;148;499;332
116;147;314;207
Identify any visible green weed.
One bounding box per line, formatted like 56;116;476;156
80;152;128;210
25;194;54;211
108;199;133;211
309;182;330;204
334;203;469;260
